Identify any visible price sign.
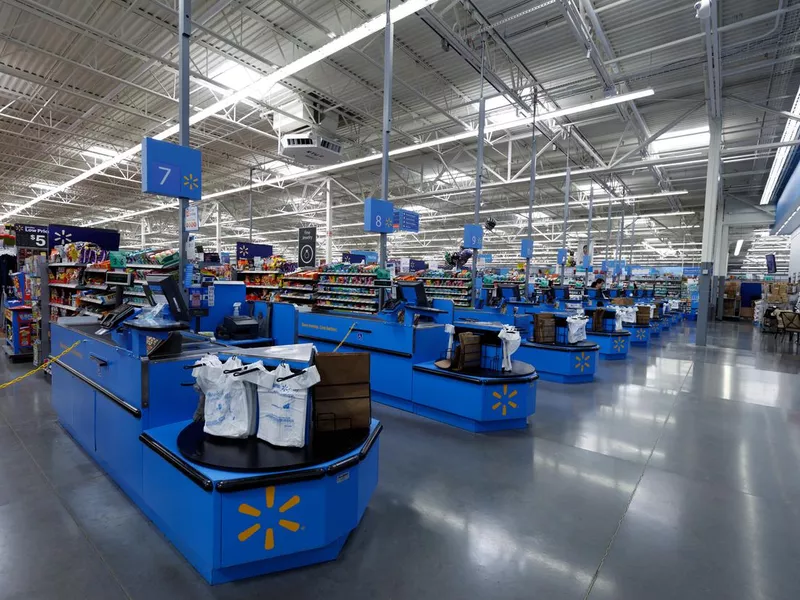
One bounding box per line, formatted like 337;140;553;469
141;137;202;200
14;224;48;249
364;198;394;233
392;208;420;233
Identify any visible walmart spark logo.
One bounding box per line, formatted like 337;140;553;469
574;352;591;372
492;384;518;416
237;486;301;551
613;338;626;352
635;329;647;340
183;173;199;191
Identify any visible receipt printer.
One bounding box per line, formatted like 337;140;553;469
218;315;259;340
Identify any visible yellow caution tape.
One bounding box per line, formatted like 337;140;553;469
0;340;84;390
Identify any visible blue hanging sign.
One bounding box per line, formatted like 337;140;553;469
364;198;394;233
392;208;420;233
409;259;427;271
141;137;202;200
463;224;483;249
683;266;701;277
236;241;273;260
48;224;120;250
520;239;533;258
478;253;493;263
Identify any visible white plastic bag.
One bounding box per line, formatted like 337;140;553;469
200;356;252;439
497;325;521;371
567;316;587;344
615;310;624;332
243;363;320;448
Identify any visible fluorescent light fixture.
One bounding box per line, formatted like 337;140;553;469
651;126;710;154
760;84;800;204
734;239;744;256
327;32;337;39
0;0;441;221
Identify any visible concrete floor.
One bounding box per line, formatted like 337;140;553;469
1;320;800;599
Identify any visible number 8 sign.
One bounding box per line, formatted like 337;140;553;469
364;198;395;233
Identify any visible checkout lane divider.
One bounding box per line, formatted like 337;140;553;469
0;340;84;391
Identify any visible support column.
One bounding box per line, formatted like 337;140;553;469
525;118;536;293
215;203;221;251
697;116;722;346
326;178;332;264
141;217;146;249
561;130;571;282
472;39;486;308
379;0;393;272
714;222;729;320
177;0;191;301
586;185;594;284
248;167;254;242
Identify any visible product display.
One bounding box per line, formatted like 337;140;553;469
417;269;473;307
279;269;319;304
316;264;386;313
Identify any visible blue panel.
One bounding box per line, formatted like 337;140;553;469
520;239;533;258
463;224;483;249
141;137;202;200
363;198;394;233
146;361;202;428
220;479;327;566
51;364;75;429
297;312;415;355
272;302;298;345
235;242;273;260
48;224;120;250
72;385;96;453
557;248;567;265
95;391;143;497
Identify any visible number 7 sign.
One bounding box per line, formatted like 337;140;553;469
141;137;202;200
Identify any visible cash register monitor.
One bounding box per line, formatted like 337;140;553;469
395;281;429;308
145;274;190;322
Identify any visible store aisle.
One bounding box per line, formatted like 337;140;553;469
1;321;799;600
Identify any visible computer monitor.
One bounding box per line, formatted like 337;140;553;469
396;281;429;308
495;283;520;301
145;274;190;322
554;287;568;301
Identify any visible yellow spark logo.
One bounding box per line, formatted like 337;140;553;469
237;486;301;551
183;173;199;190
575;352;591;372
636;329;647;340
491;384;518;416
613;338;626;352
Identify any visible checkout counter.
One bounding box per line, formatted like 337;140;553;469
295;282;538;432
50;273;381;584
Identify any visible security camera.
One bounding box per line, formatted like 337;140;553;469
694;0;711;20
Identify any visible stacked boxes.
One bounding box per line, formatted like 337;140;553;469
636;306;651;326
764;282;789;304
592;308;606;332
534;313;556;343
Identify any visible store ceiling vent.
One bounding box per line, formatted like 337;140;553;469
280;131;342;166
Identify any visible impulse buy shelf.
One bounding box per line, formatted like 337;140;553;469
316;272;382;314
421;275;473;307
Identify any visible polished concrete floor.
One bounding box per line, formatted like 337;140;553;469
1;320;800;599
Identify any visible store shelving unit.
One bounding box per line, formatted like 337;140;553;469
280;271;319;305
48;263;87;320
420;275;473;307
316;272;380;313
236;269;284;300
122;261;178;303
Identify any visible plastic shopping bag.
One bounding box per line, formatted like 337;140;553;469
567;316;587;344
200;356;252;439
244;363;320;448
615;310;624;332
497;325;521;372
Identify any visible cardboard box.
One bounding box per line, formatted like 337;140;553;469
739;307;754;319
612;298;634;306
313;352;371;432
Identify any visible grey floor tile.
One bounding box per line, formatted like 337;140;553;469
586;468;800;600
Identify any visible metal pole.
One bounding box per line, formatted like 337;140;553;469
141;217;146;249
379;0;393;271
326;177;332;263
473;38;486;308
586;184;594;285
697;116;722;346
178;0;191;300
561;128;571;282
215;202;221;251
248;167;254;242
605;195;612;262
629;216;636;265
525;102;537;297
615;201;624;285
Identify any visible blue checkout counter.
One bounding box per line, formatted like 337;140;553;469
49;303;380;584
294;286;538;433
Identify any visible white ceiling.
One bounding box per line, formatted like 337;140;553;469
0;0;797;272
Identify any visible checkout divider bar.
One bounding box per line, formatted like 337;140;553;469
52;359;142;418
